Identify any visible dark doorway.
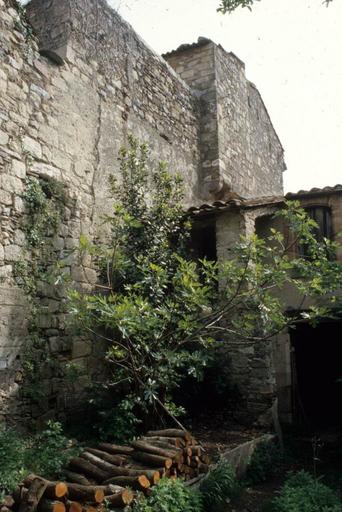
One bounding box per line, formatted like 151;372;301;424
291;320;342;428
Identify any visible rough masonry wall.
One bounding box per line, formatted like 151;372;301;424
0;0;201;425
215;45;285;199
0;0;286;426
166;42;285;201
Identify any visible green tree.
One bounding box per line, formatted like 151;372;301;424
218;0;333;14
69;136;342;428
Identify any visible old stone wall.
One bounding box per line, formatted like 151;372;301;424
165;42;286;200
0;0;285;425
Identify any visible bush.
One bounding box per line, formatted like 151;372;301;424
133;477;203;512
199;460;240;512
273;471;342;512
0;427;27;498
245;440;284;485
26;420;78;479
0;421;77;498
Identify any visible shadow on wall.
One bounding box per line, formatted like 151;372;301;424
0;287;28;424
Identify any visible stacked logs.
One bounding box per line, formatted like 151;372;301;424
1;429;210;512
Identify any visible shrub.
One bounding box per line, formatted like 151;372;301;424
199;460;240;512
0;427;27;498
273;471;342;512
133;477;203;512
0;421;76;498
245;440;284;485
26;421;77;479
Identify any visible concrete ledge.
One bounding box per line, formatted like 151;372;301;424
221;433;276;478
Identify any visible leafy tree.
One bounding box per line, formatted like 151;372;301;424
218;0;333;14
69;136;342;428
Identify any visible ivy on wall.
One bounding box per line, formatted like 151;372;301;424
13;175;78;403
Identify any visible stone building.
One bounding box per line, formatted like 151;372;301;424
1;0;338;428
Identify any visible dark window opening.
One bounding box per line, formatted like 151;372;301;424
290;320;342;429
299;206;333;258
190;219;217;262
306;206;333;241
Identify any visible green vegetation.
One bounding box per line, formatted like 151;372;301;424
272;471;342;512
199;460;240;511
133;477;203;512
70;135;342;431
0;421;77;499
218;0;333;14
245;440;284;485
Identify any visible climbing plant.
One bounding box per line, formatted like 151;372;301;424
69;136;342;427
14;175;74;401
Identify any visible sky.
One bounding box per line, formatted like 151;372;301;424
105;0;342;193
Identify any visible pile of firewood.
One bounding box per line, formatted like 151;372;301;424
1;429;210;512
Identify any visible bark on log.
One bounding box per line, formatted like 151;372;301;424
63;472;90;486
68;458;108;482
104;467;160;483
22;478;68;501
103;476;149;491
131;452;173;469
80;452;120;475
97;444;134;456
85;449;125;467
146;429;192;442
19;477;49;512
130;441;176;459
141;436;184;448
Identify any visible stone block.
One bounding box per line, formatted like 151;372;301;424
22;136;42;159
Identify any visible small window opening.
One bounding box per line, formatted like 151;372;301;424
190;219;217;262
300;206;333;258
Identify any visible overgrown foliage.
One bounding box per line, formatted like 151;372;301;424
272;471;342;512
13;176;74;402
199;460;240;512
0;421;77;499
245;440;284;485
218;0;333;14
70;136;342;428
133;477;203;512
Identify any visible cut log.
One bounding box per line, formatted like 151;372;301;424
19;477;49;512
63;472;90;486
22;477;68;501
68;458;108;482
1;496;15;509
130;441;176;459
105;489;134;508
38;501;66;512
97;444;134;456
80;452;120;475
131;451;172;469
104;467;160;483
103;476;149;492
66;503;82;512
146;429;192;442
141;436;184;448
85;448;125;467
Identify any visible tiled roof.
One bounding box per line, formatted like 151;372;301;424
286;184;342;198
188;195;284;217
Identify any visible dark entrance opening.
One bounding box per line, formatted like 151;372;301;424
190;218;217;262
291;320;342;428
